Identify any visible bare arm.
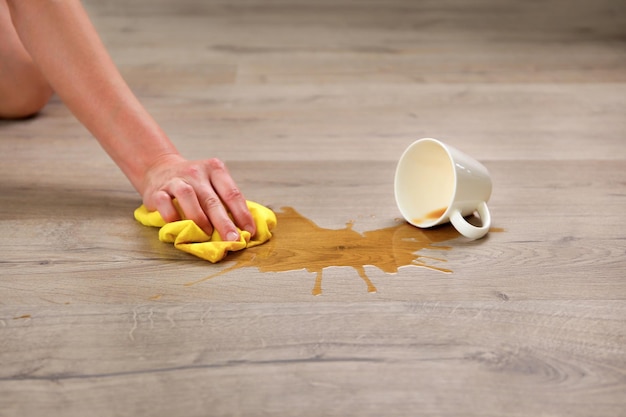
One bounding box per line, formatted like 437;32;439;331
7;0;255;239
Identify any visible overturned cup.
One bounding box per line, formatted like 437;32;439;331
394;138;492;240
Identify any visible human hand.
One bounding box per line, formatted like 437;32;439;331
141;154;256;241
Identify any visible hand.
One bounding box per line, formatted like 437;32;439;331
141;154;256;241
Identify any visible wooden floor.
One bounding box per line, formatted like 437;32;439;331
1;0;625;415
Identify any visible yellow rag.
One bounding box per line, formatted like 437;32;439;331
134;200;277;263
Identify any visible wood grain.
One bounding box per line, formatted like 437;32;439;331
1;0;625;415
1;302;624;416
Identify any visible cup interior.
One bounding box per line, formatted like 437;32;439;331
395;140;455;227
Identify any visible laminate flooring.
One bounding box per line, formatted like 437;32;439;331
1;0;625;416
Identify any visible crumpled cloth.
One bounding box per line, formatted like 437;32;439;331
134;200;276;263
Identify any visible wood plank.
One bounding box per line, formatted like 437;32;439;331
1;160;624;304
1;301;624;417
3;84;626;163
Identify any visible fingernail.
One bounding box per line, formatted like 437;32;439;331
226;231;240;241
244;224;256;235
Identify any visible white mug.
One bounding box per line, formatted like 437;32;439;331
394;138;492;240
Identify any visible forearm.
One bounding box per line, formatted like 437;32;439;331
7;0;180;193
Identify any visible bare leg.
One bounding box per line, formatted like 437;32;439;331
0;0;53;118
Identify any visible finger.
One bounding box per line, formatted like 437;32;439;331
206;159;256;236
166;179;214;236
198;189;240;242
147;190;181;223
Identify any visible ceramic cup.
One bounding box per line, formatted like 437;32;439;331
394;138;492;240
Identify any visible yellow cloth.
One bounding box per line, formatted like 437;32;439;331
134;200;277;263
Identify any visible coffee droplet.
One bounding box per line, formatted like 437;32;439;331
186;207;462;295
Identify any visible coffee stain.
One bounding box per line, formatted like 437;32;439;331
13;314;31;320
413;207;448;224
185;207;466;295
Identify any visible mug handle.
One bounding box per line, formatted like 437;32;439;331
449;201;491;240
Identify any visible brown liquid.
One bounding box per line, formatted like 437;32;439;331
185;207;464;295
412;207;447;225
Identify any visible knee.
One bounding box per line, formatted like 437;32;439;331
20;82;53;118
0;79;53;119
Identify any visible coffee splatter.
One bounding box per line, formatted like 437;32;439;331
185;206;466;295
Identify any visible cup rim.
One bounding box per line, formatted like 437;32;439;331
394;138;458;228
